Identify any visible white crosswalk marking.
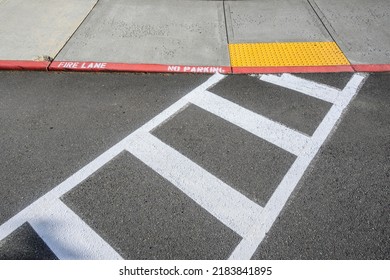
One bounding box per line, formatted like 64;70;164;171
228;73;367;260
0;73;226;259
126;132;263;238
30;200;123;260
260;73;341;103
192;90;309;155
0;72;367;260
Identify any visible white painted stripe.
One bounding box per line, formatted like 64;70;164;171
125;132;263;238
0;145;124;242
336;74;368;107
45;75;227;200
0;209;30;242
0;195;59;241
47;145;124;200
229;73;368;260
260;73;341;104
228;228;265;260
139;73;226;133
29;199;123;260
191;90;309;156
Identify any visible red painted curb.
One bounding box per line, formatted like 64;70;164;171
49;61;232;74
0;60;49;71
2;60;390;74
352;64;390;72
232;65;354;74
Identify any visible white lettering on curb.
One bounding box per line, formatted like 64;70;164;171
168;65;226;73
56;62;107;69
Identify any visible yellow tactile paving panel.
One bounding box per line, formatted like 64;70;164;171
229;42;350;67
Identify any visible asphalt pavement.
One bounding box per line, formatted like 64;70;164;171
0;71;388;260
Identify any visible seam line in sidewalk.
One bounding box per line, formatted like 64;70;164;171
48;0;101;69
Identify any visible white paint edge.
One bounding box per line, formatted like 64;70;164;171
138;73;226;133
229;73;368;260
260;73;341;104
0;145;124;242
30;199;123;260
191;90;309;156
125;132;263;238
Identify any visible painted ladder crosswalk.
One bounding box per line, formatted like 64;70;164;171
0;73;367;259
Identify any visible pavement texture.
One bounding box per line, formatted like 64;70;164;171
0;223;58;260
0;71;388;260
62;151;241;260
152;104;296;207
0;71;209;226
1;0;389;73
254;73;390;259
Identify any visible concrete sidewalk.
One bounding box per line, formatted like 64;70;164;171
0;0;389;73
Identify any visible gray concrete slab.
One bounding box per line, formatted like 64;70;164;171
0;0;97;61
152;104;296;207
253;73;390;259
209;75;332;135
56;0;230;66
0;223;57;260
62;152;241;260
0;71;209;226
225;0;332;43
311;0;390;65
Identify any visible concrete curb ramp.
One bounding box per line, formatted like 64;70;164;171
1;0;389;73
